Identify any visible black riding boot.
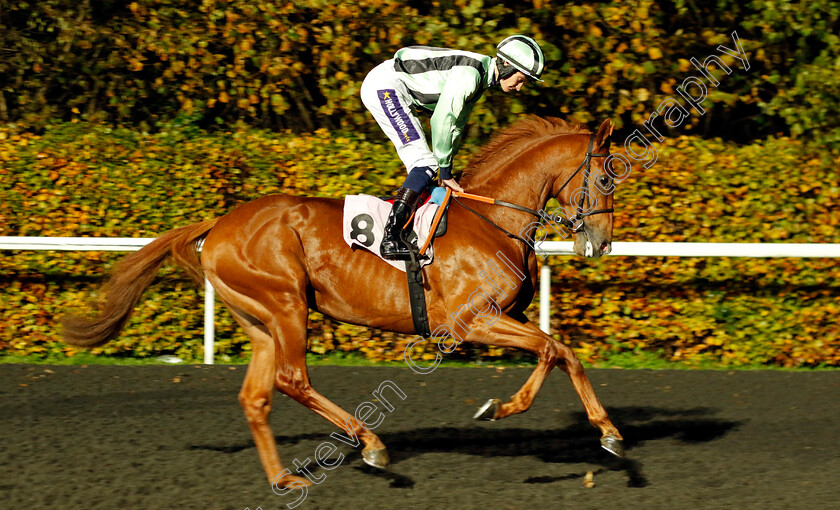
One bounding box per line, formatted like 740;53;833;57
380;187;421;261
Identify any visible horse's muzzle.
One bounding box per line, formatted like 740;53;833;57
580;237;611;258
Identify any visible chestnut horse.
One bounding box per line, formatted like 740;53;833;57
63;116;624;488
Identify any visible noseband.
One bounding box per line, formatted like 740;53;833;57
452;132;613;244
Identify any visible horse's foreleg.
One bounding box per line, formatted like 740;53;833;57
474;354;556;422
553;339;624;456
465;315;624;457
466;316;557;420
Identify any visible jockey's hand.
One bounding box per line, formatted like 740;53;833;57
441;178;464;193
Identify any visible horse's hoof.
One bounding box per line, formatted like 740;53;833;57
473;398;501;421
361;448;390;469
271;473;313;491
600;434;625;458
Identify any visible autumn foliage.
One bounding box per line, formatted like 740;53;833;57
1;1;839;147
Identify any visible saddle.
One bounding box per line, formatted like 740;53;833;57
384;187;449;248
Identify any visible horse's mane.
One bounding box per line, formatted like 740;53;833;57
461;116;590;183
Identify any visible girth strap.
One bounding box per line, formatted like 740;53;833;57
405;252;431;338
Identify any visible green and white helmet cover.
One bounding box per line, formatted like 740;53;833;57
496;35;545;82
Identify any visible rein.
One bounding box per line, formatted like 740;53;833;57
451;194;533;244
452;132;613;244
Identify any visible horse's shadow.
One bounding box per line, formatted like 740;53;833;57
191;406;740;488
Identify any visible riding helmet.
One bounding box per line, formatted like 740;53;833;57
496;35;545;82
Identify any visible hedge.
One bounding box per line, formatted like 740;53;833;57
1;1;839;148
1;120;838;366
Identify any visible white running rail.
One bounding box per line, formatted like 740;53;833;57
3;236;840;361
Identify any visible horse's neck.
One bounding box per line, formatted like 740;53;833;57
458;134;586;263
464;134;583;222
464;138;557;211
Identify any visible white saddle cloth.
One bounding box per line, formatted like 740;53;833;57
343;194;441;272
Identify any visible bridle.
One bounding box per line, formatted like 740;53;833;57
452;132;613;244
552;132;613;232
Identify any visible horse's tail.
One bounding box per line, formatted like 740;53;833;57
62;218;219;348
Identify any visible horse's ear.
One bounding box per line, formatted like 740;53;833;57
594;119;613;150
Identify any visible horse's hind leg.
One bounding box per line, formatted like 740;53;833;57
228;295;389;489
265;299;390;470
224;305;313;488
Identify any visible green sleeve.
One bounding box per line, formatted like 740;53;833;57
429;67;482;170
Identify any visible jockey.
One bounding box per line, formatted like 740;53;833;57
361;35;545;260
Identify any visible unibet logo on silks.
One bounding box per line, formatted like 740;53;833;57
377;89;421;144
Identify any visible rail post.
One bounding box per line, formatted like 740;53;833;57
203;277;215;364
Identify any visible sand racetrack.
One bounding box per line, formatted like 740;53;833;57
1;364;837;509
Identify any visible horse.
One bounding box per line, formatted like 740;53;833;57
62;115;624;488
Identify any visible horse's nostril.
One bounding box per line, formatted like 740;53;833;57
600;241;611;254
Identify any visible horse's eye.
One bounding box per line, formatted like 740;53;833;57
599;175;612;187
